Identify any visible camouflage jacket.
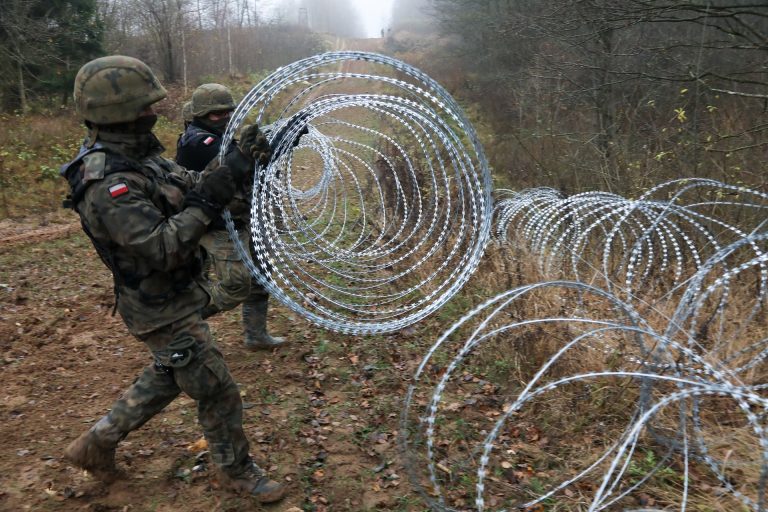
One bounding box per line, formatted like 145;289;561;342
61;137;212;335
175;121;251;227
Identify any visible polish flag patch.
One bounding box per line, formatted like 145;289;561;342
203;136;215;146
108;182;129;198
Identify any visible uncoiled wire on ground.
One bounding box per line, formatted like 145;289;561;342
402;257;768;510
493;179;768;306
400;183;768;511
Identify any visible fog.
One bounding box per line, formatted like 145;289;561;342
259;0;433;38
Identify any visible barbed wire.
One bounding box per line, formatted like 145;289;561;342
403;200;768;510
218;51;493;334
212;52;768;509
493;179;768;305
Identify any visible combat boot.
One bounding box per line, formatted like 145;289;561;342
64;416;124;482
219;461;285;503
243;294;286;349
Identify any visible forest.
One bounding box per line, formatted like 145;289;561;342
1;1;768;511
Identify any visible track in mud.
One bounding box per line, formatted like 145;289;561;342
0;222;80;249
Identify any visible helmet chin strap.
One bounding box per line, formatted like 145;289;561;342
86;125;99;148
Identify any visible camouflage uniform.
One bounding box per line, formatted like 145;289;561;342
61;55;283;503
176;83;284;348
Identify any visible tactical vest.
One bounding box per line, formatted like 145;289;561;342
175;122;222;172
61;146;201;312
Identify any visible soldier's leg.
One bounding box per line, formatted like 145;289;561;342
243;230;286;349
203;225;286;349
242;284;285;349
168;313;284;502
64;346;181;481
199;229;251;318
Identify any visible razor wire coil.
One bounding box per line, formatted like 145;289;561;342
218;51;492;334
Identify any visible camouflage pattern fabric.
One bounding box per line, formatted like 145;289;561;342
74;55;167;125
181;101;193;124
191;83;236;118
200;229;254;311
103;312;251;474
63;134;211;334
199;226;274;310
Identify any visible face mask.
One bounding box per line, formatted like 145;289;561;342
206;116;229;131
134;114;158;133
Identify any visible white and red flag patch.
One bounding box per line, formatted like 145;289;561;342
203;136;215;146
108;182;129;198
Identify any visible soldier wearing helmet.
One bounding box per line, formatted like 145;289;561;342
60;56;284;503
181;100;193;127
176;83;289;350
176;84;238;171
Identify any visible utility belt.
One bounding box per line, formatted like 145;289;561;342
121;264;201;307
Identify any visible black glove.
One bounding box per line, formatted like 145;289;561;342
270;113;309;153
224;144;255;184
184;165;235;217
239;124;272;167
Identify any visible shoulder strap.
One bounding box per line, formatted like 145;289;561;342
61;147;146;210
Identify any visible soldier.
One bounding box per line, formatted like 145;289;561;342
181;100;193;128
174;101;193;158
60;55;285;503
176;83;286;349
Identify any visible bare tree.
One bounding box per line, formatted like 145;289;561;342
0;0;103;111
429;0;768;192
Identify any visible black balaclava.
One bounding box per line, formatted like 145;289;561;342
87;114;164;160
193;111;231;135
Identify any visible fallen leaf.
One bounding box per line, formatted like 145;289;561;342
187;438;208;452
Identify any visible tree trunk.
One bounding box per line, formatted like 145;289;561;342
18;62;28;114
164;33;176;82
227;24;234;76
181;28;188;93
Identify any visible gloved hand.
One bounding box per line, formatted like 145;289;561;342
224;145;255;184
270;112;309;152
184;165;236;217
239;124;272;167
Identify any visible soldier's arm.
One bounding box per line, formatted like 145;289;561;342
169;159;204;188
82;172;213;272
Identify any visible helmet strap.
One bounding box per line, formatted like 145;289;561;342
87;126;99;148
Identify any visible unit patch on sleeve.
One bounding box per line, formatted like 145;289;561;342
108;182;129;198
203;136;215;146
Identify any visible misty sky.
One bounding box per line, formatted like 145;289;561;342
259;0;396;38
355;0;396;38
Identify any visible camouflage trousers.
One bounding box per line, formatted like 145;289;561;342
200;228;268;312
103;312;251;476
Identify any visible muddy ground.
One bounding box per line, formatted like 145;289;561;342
0;212;432;512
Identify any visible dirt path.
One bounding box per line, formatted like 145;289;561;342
0;221;80;249
0;228;427;511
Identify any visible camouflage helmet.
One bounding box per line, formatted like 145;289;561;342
181;101;193;123
73;55;167;125
191;83;236;117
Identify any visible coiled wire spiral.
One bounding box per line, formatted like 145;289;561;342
402;182;768;511
218;51;492;334
403;246;768;511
